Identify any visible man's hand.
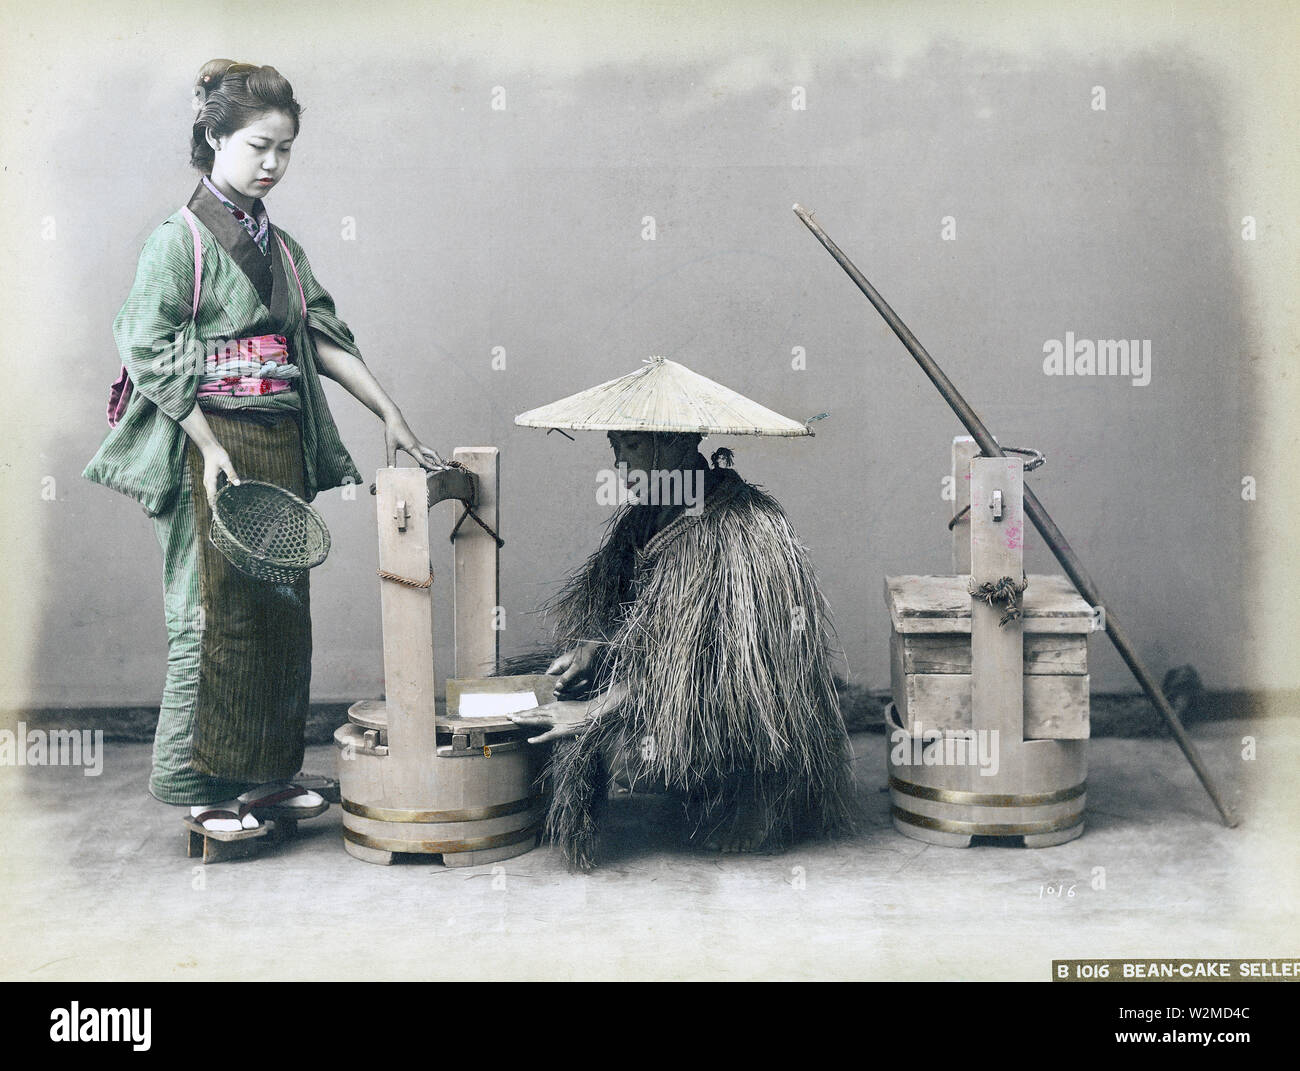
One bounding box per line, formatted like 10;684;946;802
547;642;599;698
508;700;594;745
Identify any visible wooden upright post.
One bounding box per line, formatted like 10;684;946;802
951;436;980;574
374;466;438;802
969;456;1025;743
452;447;501;679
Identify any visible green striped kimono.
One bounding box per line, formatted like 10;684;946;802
85;182;365;803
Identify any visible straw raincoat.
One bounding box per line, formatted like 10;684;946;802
516;359;856;868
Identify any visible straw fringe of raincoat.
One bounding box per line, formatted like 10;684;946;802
541;464;857;870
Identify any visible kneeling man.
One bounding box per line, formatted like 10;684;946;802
511;358;856;869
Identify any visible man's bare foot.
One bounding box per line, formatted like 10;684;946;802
695;794;771;853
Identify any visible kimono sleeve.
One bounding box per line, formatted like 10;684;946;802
277;229;365;362
112;219;200;423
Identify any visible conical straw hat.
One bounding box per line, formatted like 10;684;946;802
514;356;812;436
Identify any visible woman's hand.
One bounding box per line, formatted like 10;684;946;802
547;642;600;698
384;412;448;471
178;407;239;507
201;445;240;508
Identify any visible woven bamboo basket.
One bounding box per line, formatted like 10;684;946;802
210;479;330;584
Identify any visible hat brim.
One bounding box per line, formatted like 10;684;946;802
513;358;814;437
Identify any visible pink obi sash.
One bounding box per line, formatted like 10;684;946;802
197;334;299;398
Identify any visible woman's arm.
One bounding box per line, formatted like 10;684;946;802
178;407;240;506
311;329;446;469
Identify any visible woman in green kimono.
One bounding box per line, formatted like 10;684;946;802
84;60;443;835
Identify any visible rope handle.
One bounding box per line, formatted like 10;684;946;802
450;503;504;548
947;446;1045;530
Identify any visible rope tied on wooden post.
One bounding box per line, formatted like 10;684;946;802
968;574;1029;627
377;566;435;589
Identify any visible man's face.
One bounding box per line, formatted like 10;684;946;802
207;109;296;204
607;431;658;475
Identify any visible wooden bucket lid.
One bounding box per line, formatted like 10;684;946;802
885;574;1094;635
348;674;559;733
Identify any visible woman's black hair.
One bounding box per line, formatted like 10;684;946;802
189;60;302;173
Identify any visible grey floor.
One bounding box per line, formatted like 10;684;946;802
1;717;1294;981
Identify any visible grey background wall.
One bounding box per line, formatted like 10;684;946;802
2;1;1295;709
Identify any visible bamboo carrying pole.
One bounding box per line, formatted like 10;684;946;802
793;203;1238;827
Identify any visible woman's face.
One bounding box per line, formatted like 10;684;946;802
207;109;296;206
